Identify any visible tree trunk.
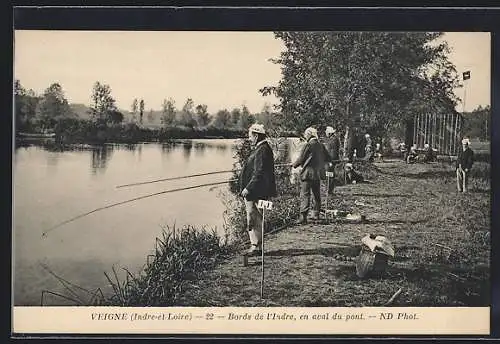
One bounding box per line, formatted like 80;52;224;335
343;101;351;160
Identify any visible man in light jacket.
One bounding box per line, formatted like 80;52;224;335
323;126;340;194
292;127;329;224
456;138;474;193
240;123;277;255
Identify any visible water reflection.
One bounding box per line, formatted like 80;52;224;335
182;141;193;160
161;143;174;157
46;153;60;173
193;142;207;156
90;146;114;175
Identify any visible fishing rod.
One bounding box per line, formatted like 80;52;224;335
115;163;293;189
42;179;237;238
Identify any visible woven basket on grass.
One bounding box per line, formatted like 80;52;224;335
356;245;389;278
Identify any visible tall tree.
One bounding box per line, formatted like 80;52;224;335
14;80;39;132
213;109;231;129
180;98;196;127
195;104;210;127
35;83;72;129
131;98;138;122
230;108;241;128
139;99;145;124
89;81;117;124
260;32;460;153
161;98;176;126
255;103;276;129
237;104;255;130
147;108;155;123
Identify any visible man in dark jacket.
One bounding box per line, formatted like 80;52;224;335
456;138;474;193
240;123;277;255
323;126;340;194
292;127;329;224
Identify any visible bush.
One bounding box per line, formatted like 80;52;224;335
102;224;232;306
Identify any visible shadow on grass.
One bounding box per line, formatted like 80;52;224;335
330;262;490;306
364;218;430;225
264;246;362;258
346;193;412;198
390;170;456;180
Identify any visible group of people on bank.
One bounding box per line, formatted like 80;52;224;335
238;123;475;256
238;123;362;255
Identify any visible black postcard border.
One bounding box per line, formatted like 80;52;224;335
6;4;500;341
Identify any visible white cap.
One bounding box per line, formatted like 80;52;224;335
325;126;335;135
249;123;266;134
304;127;318;139
424;143;430;148
365;133;370;138
345;163;353;170
462;138;470;145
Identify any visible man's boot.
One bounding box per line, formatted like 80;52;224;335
295;212;307;225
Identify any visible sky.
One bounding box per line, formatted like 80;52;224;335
14;31;490;114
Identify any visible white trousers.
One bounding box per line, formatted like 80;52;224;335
245;200;263;246
456;167;469;192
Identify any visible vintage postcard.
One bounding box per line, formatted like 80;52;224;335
12;7;492;337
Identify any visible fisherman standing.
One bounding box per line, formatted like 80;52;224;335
292;127;328;224
364;133;374;162
323;126;340;194
456;138;474;193
239;123;277;255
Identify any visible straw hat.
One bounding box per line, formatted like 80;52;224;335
249;123;266;135
304;127;318;139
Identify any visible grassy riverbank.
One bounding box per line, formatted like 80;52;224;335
93;158;489;307
171;159;490;307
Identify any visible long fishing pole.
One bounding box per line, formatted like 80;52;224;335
115;170;235;189
42;179;237;238
115;163;293;189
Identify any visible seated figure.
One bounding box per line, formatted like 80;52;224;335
344;163;364;184
406;145;418;164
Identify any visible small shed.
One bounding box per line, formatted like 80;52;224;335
410;112;463;155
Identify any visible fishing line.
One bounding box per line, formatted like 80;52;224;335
115;163;293;189
42;179;238;238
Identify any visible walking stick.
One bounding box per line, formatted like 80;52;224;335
257;200;273;300
325;171;334;220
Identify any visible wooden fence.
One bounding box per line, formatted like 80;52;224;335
412;112;463;155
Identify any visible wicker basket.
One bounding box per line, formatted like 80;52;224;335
356;245;389;278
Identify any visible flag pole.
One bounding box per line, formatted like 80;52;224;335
260;207;265;299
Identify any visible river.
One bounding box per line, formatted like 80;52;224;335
13;139;249;306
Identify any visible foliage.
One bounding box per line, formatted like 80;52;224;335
14;80;40;132
195;104;211;127
89;81;118;124
461;105;490;141
161;98;176;126
179;98;196;128
260;32;461;145
139;99;145;124
130;98;138;122
102;224;232;306
213;109;231;129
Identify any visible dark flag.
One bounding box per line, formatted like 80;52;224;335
463;71;471;80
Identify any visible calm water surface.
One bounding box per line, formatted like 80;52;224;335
14;139;240;305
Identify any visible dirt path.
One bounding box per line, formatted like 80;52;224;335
177;159;490;307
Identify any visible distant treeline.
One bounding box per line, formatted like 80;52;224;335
14;79;282;143
461;105;490;142
52;118;248;144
